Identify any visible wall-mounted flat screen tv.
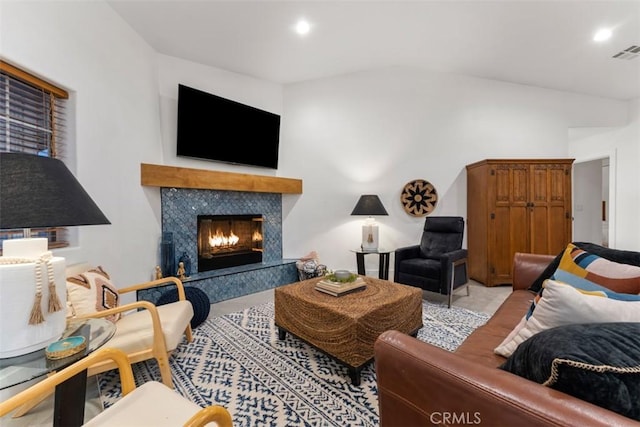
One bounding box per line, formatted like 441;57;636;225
177;84;281;169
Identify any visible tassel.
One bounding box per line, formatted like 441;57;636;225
48;280;63;313
29;257;46;324
29;292;45;325
45;257;62;313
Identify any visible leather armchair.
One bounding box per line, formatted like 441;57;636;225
394;216;468;307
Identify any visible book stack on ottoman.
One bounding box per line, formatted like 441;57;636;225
315;276;366;296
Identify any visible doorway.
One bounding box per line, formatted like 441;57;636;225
573;157;611;246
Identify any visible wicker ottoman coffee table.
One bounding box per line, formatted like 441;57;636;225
274;276;423;385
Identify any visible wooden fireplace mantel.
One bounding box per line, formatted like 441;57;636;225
140;163;303;194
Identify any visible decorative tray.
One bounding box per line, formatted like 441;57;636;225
45;336;86;360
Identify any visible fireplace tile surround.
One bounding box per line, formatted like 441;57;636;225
138;187;297;305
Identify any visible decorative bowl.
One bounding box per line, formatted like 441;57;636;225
333;270;351;280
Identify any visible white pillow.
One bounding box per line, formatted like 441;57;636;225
66;266;120;323
495;279;640;358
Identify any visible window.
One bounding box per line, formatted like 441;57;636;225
0;61;69;251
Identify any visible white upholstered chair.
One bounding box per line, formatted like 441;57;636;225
0;347;233;427
11;265;194;418
64;263;194;387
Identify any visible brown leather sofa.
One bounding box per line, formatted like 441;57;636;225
374;253;640;426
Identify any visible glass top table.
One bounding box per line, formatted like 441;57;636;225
350;248;393;280
0;317;116;390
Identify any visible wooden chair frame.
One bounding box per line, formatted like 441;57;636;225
79;276;194;388
12;276;194;418
0;348;232;427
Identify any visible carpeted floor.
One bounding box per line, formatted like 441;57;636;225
98;300;490;426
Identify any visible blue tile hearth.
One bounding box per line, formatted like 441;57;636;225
154;188;298;303
138;259;298;305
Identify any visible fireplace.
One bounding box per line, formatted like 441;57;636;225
150;188;296;305
197;215;263;272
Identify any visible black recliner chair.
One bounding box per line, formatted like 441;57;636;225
394;216;469;308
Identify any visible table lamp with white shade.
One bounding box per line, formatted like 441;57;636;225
0;153;110;358
351;194;388;252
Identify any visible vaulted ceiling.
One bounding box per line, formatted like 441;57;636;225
108;1;640;100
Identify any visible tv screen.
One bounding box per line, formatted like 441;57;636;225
177;84;281;169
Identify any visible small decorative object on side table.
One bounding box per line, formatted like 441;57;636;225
45;336;87;360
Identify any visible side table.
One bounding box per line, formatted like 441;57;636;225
0;318;116;427
350;248;393;280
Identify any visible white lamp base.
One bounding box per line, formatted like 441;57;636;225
361;221;379;252
0;238;67;358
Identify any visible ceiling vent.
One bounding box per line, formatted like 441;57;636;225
612;45;640;60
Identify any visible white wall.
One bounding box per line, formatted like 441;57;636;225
2;1;635;286
1;2;286;292
569;99;640;251
279;67;629;274
2;1;162;293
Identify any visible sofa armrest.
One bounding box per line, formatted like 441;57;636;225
374;330;637;427
512;252;555;291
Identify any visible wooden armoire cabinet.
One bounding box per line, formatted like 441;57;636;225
466;159;574;287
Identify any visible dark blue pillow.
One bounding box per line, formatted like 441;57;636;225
500;322;640;421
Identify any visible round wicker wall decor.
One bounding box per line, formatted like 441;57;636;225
401;179;438;216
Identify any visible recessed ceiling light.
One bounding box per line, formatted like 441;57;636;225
295;20;310;36
593;28;612;42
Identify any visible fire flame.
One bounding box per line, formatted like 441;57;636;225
252;230;263;242
209;229;239;248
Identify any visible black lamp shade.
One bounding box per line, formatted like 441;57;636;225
0;153;110;229
351;195;388;216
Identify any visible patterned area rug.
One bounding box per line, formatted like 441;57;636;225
97;300;489;426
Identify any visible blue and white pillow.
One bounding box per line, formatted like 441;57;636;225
495;279;640;358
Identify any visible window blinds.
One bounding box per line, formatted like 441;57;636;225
0;62;70;250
